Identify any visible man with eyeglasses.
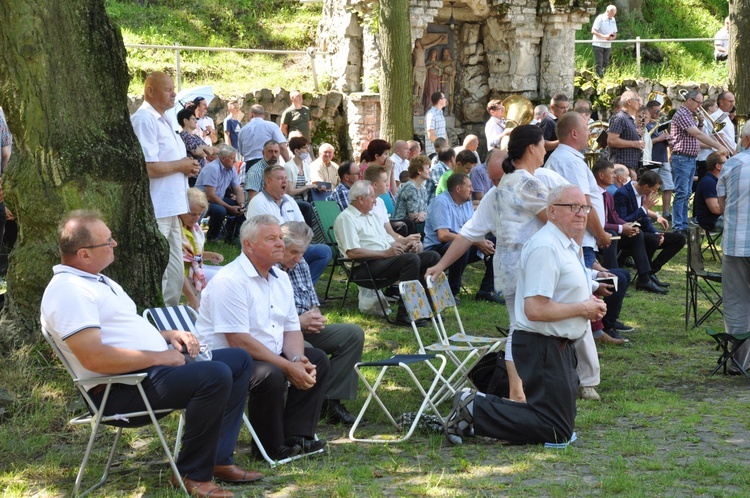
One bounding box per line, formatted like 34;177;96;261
541;93;569;163
443;185;607;446
607;91;645;172
41;210;262;497
670;89;729;233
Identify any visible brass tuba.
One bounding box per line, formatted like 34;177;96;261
499;95;534;149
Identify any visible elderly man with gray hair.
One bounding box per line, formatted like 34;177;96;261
197;215;330;460
333;180;440;326
279;221;365;425
194;144;246;243
444;184;607;447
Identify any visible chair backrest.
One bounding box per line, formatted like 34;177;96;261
687;226;706;274
143;305;199;334
399;280;447;352
313;200;342;247
426;271;468;337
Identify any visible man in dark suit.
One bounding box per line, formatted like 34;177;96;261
593;159;667;294
614;171;686;287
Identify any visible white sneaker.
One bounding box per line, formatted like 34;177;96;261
578;386;601;401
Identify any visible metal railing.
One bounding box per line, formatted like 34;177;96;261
575;37;719;76
123;43;327;92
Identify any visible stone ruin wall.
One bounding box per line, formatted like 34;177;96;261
317;0;598;153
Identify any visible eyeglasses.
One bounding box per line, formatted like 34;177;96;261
79;238;115;250
553;204;592;214
689;97;704;105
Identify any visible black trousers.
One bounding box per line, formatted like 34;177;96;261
351;251;440;315
644;231;686;273
473;330;578;444
606;229;654;278
247;347;329;451
90;348;253;482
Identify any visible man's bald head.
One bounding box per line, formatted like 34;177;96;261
556;111;588;151
463;134;479;150
486;147;507;186
144;72;176;115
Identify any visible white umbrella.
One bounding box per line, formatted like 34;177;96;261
166;85;215;132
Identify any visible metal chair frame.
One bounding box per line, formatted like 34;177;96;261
41;327;187;497
685;228;723;329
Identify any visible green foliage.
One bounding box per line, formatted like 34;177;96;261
576;0;729;85
105;0;322;95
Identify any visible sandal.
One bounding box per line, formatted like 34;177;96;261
444;389;475;445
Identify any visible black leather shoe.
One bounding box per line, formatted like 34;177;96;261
322;399;356;425
284;436;327;454
650;273;671;287
614;321;634;332
258;443;301;461
636;279;668;294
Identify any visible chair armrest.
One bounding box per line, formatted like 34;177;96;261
76;373;148;388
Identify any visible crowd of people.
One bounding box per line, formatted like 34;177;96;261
29;67;750;497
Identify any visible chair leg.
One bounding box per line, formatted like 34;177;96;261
73;387;120;497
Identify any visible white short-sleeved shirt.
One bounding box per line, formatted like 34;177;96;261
546;144;605;249
390;153;409;180
246;191;304;223
334;205;394;256
515;222;592;340
592;13;617;48
196;116;215;146
131;101;189;218
41;265;168;382
459;170;548;294
197;254;300;354
372;197;390;226
535;167;570;190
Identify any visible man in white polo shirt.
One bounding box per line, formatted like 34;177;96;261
246;164;331;284
591;5;618;77
41;210;261;497
131;72;200;306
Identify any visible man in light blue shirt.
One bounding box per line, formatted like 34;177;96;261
195;145;246;242
717;122;750;372
423;174;497;302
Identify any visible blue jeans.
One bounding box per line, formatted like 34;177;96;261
304;243;332;285
671;154;697;230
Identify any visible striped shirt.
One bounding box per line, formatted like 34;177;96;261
716;150;750;257
425;107;446;156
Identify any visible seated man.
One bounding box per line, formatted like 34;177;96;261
333;180;440;326
280;222;364;425
194;144;246;243
197;215;330;460
364;164;419;237
309;143;340;188
247;164;332;284
426;147;455;204
244;140;283;201
327;161;361;211
435;149;478;196
423;173;500;303
593;159;667;294
614;170;686;287
694;151;726;231
41;210;260;497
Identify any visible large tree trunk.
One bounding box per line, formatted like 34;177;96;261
729;0;749;118
0;0;167;347
378;0;414;142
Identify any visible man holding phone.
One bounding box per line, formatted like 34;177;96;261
591;5;618;78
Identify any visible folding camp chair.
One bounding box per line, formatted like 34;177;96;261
701;226;722;263
426;271;508;348
399;279;500;406
685;227;723;329
706;328;750;377
143;306;323;467
313;200;395;319
348;354;446;443
41;326;187;497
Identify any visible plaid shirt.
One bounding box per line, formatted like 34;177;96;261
425;107;446;156
717;151;750;257
0;109;11;149
280;258;320;315
244;158;270;193
327;182;350;211
426;161;448;204
608;110;642;169
670;106;700;157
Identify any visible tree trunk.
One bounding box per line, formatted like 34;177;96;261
0;0;167;347
729;0;750;118
378;0;414;142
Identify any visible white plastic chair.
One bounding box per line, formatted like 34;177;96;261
41;326;188;497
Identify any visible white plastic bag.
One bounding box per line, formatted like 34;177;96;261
358;286;392;316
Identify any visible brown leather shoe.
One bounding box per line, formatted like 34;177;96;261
169;473;234;498
213;464;264;483
594;331;625;345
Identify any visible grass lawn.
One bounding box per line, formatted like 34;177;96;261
1;230;748;496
